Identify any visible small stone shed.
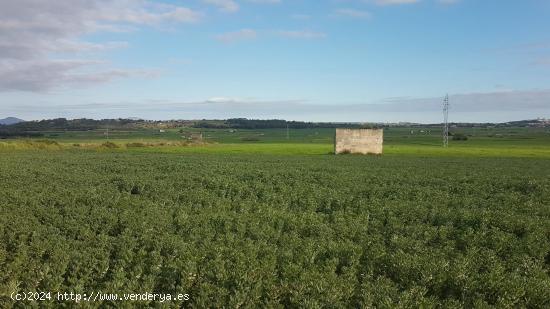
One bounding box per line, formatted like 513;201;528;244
334;128;383;155
181;132;203;141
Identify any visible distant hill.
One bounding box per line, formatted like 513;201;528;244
0;117;25;125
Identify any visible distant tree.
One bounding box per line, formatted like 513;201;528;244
191;118;364;130
452;133;468;141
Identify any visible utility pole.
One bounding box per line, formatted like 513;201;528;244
443;94;449;148
286;123;290;140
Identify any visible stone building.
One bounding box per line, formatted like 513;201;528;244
334;128;383;155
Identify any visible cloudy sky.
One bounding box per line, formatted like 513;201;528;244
1;0;549;123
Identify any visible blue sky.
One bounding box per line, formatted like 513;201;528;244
1;0;549;122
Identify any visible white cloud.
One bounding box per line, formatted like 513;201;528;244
205;97;246;103
334;8;371;19
0;0;200;92
10;90;550;123
202;0;239;12
0;60;157;92
215;29;258;43
215;29;328;43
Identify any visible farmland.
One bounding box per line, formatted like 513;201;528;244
1;128;550;307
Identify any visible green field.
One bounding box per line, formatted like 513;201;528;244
17;126;550;146
3;125;550;158
3;125;550;160
1;128;550;307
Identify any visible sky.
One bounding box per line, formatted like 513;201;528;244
1;0;549;123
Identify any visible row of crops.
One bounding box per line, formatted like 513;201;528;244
1;151;549;307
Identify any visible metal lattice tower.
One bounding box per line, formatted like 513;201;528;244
443;94;449;148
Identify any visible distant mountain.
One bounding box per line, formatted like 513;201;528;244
0;117;25;125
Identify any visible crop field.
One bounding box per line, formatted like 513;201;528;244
1;136;550;307
19;125;550;145
1;128;550;307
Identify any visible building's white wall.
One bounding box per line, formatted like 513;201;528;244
335;129;383;155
